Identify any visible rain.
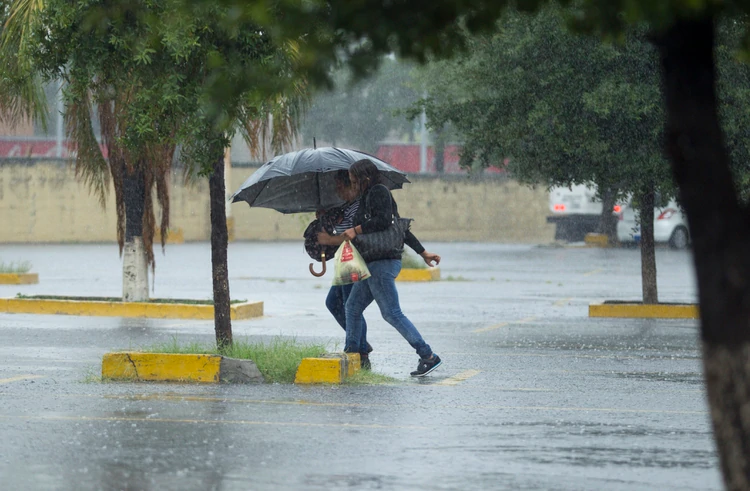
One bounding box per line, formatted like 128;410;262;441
0;2;742;490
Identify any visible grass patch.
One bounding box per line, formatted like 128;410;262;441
141;337;327;384
14;294;247;305
80;365;103;383
346;370;399;385
0;260;32;274
401;250;427;269
444;275;469;281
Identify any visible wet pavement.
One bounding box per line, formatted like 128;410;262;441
0;242;719;490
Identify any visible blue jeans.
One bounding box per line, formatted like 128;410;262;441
344;259;432;359
326;284;368;350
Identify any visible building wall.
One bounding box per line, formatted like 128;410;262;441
0;160;554;243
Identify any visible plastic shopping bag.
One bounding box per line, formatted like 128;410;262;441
332;241;371;286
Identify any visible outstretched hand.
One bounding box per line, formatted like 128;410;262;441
420;251;441;267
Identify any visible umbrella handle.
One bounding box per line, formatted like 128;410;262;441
309;253;327;277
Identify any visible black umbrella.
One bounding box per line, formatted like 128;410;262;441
229;147;409;213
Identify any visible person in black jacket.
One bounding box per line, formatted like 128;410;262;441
339;158;443;377
316;171;373;361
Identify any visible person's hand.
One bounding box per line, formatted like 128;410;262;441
341;228;357;241
317;231;332;245
420;251;441;267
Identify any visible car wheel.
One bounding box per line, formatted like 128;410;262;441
669;226;689;249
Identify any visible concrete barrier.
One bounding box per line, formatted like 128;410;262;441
0;160;554;244
0;273;38;284
101;352;264;383
0;297;263;320
396;267;440;282
294;352;361;384
589;302;699;319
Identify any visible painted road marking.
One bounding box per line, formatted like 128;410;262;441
583;268;603;276
436;369;481;386
473;316;537;333
553;297;573;306
0;375;44;384
1;414;428;430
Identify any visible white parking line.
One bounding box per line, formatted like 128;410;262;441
553;297;573;306
435;369;481;386
0;375;44;384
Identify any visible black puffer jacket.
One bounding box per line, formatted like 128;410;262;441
352;184;425;259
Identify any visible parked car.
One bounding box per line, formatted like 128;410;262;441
615;200;690;249
547;184;602;241
547;184;626;241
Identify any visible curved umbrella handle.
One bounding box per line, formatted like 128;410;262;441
309;253;327;277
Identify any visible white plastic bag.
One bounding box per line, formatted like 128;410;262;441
332;241;371;286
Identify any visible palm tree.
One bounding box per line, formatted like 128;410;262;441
1;0;306;349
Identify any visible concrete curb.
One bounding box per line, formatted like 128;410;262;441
294;353;361;384
589;302;699;319
396;267;440;282
584;233;609;248
0;297;263;320
0;273;38;285
101;352;264;383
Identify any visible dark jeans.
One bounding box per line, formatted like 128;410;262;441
344;259;432;359
326;283;370;351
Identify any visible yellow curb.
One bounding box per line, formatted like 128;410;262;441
102;352;221;383
396;267;440;282
294;353;361;384
0;273;38;285
0;298;263;320
156;227;185;244
584;233;609;247
227;217;235;243
589;302;699;319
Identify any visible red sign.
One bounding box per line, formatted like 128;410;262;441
0;138;108;159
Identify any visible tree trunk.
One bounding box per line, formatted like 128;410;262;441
209;148;232;351
654;17;750;490
639;187;658;304
122;167;148;302
598;188;618;244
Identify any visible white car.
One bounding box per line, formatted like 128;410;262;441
615;200;690;249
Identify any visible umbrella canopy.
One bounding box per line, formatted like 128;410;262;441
230;147;410;213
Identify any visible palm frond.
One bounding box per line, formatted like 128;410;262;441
0;0;48;126
66;86;110;208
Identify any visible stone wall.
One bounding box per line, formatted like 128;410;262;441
0;160;554;243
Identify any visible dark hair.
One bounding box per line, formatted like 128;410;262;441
349;159;381;194
334;169;351;186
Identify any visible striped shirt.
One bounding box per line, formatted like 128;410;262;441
333;200;360;234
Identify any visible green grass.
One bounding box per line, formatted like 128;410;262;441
14;294;247;305
141;337;327;384
444;275;470;281
401;250;427;269
346;370;399;385
0;260;32;274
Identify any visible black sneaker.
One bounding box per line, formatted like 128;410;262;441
410;355;442;377
360;354;371;371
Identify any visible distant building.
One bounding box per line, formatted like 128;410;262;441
375;143;506;174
